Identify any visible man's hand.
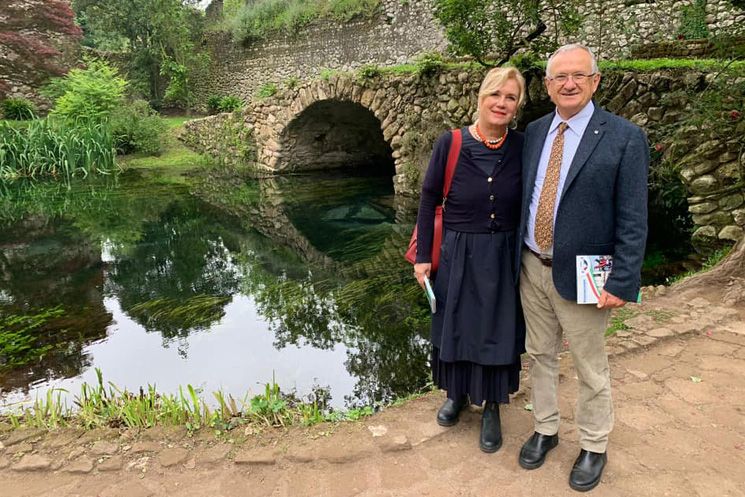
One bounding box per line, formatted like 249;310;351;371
597;289;626;309
414;263;431;289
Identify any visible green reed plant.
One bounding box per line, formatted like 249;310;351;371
2;370;389;432
1;97;37;120
0;118;118;181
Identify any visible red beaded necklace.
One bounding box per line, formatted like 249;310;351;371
474;124;507;150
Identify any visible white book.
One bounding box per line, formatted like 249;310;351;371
423;275;436;313
576;255;613;304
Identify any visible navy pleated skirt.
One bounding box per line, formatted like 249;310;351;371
430;229;525;405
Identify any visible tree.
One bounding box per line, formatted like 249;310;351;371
71;0;208;108
433;0;581;67
0;0;82;99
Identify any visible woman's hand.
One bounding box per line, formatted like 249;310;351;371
414;263;431;289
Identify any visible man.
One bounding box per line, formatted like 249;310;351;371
516;43;648;492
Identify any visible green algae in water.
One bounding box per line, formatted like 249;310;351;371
0;307;66;369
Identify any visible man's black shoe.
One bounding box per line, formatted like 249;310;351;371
518;432;559;469
569;449;607;492
479;402;502;453
436;396;467;426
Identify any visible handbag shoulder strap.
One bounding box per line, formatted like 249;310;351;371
442;128;462;198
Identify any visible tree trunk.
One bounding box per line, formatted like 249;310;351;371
674;239;745;306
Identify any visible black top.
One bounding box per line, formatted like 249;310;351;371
415;127;524;263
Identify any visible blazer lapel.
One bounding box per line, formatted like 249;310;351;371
561;108;607;197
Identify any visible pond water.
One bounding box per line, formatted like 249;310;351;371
0;169;431;411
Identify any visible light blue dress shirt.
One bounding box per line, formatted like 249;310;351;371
525;101;595;256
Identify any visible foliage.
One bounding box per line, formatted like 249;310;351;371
0;119;117;181
0;307;66;370
605;307;636;337
357;65;382;80
285;76;300;89
3;369;382;431
109;100;167;155
1;98;37;121
229;0;380;43
0;1;82;96
667;245;734;285
599;58;745;72
433;0;581;67
414;52;445;77
256;82;278;98
72;0;209;109
319;68;337;81
217;95;244;112
46;59;127;123
677;0;709;40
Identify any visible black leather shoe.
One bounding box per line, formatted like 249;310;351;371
436;396;467;426
479;402;502;453
569;449;607;492
518;432;559;469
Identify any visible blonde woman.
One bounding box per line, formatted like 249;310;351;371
414;67;527;452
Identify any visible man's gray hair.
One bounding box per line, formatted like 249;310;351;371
545;43;600;77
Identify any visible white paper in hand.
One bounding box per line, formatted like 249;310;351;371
423;276;436;313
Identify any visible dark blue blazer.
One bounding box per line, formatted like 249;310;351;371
516;105;649;303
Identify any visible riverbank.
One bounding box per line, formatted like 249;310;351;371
1;289;743;496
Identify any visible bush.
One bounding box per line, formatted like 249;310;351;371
1;98;37;120
357;65;381;80
46;59;127;123
256;83;278;98
207;95;223;114
414;52;445;77
109;100;167;156
207;95;244;114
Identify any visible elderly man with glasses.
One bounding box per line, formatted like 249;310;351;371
515;43;649;492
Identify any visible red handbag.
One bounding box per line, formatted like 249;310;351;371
405;128;462;272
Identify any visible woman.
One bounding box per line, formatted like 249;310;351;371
413;67;526;453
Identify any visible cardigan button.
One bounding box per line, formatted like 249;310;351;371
487;177;493;183
489;194;495;201
490;213;495;219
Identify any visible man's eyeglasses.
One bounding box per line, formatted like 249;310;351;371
549;73;596;84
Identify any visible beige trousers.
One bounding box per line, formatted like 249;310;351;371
519;249;613;453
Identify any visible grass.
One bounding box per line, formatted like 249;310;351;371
666;245;733;285
116;115;213;179
1;369;377;432
599;58;745;72
605;307;638;337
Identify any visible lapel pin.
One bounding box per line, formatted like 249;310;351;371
594;130;599;134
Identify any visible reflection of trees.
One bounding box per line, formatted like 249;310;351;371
0;216;112;392
106;198;241;345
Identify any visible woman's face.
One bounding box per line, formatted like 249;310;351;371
479;78;520;128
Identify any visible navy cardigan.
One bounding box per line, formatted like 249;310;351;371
415;128;524;264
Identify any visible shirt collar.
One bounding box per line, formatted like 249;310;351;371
549;100;595;135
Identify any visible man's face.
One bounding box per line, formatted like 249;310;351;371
544;49;601;120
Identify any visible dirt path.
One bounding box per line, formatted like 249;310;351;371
2;299;745;497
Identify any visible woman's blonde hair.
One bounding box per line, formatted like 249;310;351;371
477;67;527;110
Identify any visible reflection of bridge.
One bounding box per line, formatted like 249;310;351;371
238;177;415;276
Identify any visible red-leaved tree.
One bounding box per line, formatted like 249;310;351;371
0;0;82;101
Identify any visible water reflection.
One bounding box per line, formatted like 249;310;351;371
0;170;431;409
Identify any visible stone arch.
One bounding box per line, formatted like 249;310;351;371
251;77;408;185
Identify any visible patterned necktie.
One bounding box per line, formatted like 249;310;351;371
534;122;569;253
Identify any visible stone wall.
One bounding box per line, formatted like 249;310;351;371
192;0;446;106
0;0;82;109
195;0;745;104
182;66;744;248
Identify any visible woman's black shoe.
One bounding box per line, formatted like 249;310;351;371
436;396;467;426
569;449;607;492
518;432;559;469
479;402;502;453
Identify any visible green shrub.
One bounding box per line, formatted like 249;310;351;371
47;59;127;123
285;76;300;89
319;68;336;81
0;118;117;181
1;98;37;120
207;95;223;114
109;100;167;156
677;0;709;40
256;83;278;98
218;95;244;112
414;52;445;77
357;65;381;80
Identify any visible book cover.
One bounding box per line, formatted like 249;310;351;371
423;276;436;313
576;255;613;304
